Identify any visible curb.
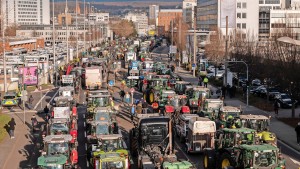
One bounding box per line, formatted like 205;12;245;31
278;138;300;153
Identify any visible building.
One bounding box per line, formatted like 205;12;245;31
124;12;148;36
1;0;50;26
0;38;44;54
149;5;160;25
270;9;300;40
197;0;259;40
58;13;72;26
183;0;197;28
158;9;182;32
258;0;283;41
16;23;110;43
88;12;109;23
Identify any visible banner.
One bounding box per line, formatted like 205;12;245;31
220;0;236;28
19;66;38;85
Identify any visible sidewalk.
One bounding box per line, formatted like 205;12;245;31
0;88;52;169
176;67;300;153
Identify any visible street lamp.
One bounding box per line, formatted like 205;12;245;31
290;81;295;117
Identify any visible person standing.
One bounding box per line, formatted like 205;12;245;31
142;99;148;114
31;115;38;132
130;104;136;123
8;118;16;139
203;77;209;88
295;122;300;145
136;102;143;115
124;92;131;105
119;90;125;102
198;76;203;86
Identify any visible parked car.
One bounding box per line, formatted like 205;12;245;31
252;85;266;96
251;79;261;86
259;87;281;100
275;93;298;108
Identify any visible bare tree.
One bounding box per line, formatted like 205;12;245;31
205;26;225;61
110;20;137;38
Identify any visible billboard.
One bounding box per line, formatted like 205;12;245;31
220;0;236;28
19;66;38;85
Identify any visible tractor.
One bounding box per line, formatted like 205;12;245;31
39;135;78;169
129;115;177;169
199;99;224;120
186;87;211;113
216;106;242;129
174;81;192;95
175;114;199;142
240;114;277;146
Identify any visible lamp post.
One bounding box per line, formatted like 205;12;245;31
76;0;79;60
52;0;57;87
65;0;69;63
83;0;86;54
290;81;295;118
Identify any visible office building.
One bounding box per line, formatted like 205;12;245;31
270;9;300;39
124;12;148;36
158;9;182;32
183;0;197;28
149;5;160;20
1;0;50;26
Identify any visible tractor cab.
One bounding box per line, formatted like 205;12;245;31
87;89;110;98
169;95;188;112
58;86;75;97
239;114;276;145
216;128;258;149
87;94;111;109
53;96;76;108
217;106;242;129
175;114;199;143
40;135;77;168
48;118;70;135
91;134;126;153
199;99;223;120
174;81;192;95
91;151;130;169
187;87;211;113
185;117;216;153
160;90;176;107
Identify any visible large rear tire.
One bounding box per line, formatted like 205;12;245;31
218;152;235;169
129;129;138;157
203;150;215;169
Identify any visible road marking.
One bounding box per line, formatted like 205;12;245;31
174;142;192;162
84;122;86;128
83;114;85;118
2;110;37;114
290;157;300;166
86;158;90;167
85;143;87;150
277;140;300;155
33;89;58;110
84;131;86;138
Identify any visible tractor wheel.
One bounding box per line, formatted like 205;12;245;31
203;150;215;169
149;92;154;103
143;93;147;101
218;152;234;169
129;129;138;157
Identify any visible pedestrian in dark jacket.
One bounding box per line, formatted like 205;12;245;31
295;122;300;145
8;118;16;139
221;86;226;99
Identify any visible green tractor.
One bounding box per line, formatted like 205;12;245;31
203;128;285;169
240;114;277;146
216;106;242;129
90;151;131;169
37;154;68;169
199;99;223;120
186;87;211;113
163;161;195;169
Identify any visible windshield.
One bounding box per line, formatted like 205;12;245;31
253;151;277;167
50;123;69;134
170;98;187;108
101;161;125;169
204;102;222;112
88;97;109;107
152;80;168;87
56;100;69;107
100;139;123;151
94;112;110;122
141;124;168;146
249;120;269;131
194;91;209;99
4;96;15;99
48;143;69;155
95;124;110;135
281;94;290;99
225;112;240;120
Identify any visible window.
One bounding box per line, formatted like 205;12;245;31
242;23;246;29
237;23;241;29
237;13;241;18
242;13;247;18
237;2;241;8
242;2;247;8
